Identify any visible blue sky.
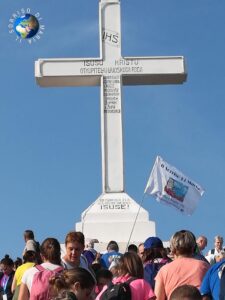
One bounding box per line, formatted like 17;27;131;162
0;0;224;259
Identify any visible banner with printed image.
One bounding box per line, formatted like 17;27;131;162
144;156;204;215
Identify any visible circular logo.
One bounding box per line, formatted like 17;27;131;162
8;8;45;44
14;14;39;39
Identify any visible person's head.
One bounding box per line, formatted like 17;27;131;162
91;262;102;276
142;236;167;262
49;268;96;300
170;230;196;257
14;257;22;270
23;250;37;263
85;238;98;250
107;241;119;252
196;235;207;251
214;235;223;251
0;255;14;275
128;244;138;254
138;243;144;259
64;232;85;267
40;237;61;265
96;269;113;293
24;229;35;242
144;236;163;250
169;284;202;300
118;252;143;278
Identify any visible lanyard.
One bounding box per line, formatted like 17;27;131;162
1;275;9;292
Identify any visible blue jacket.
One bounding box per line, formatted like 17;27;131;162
201;258;225;300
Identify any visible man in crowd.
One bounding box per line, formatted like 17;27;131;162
23;230;40;255
206;235;225;265
201;257;225;299
196;235;208;254
100;240;122;269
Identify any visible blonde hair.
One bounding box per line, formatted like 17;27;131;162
170;230;196;256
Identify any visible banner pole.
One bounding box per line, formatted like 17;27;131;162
125;194;146;252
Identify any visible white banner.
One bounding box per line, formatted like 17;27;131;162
144;156;204;215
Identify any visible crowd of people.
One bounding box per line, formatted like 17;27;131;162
0;229;225;300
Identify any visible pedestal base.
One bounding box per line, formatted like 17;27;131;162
76;192;155;252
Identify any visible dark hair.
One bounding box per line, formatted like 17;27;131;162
118;252;143;278
14;257;23;269
107;241;119;252
65;232;85;246
49;268;95;296
24;230;35;240
142;247;169;263
96;269;113;282
40;237;61;265
128;244;138;253
23;250;37;263
169;284;202;300
1;254;14;267
91;263;102;276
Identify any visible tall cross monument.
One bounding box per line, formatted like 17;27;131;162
35;0;187;250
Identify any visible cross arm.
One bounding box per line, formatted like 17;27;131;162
35;58;103;87
122;56;187;85
35;56;187;87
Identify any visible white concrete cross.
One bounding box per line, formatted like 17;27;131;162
35;0;187;195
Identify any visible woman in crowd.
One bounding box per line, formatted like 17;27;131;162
11;250;37;300
154;230;210;300
0;255;15;300
96;252;156;300
49;267;96;300
142;236;171;289
18;237;63;300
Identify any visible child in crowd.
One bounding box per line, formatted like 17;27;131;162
95;269;112;295
49;268;96;300
96;252;156;300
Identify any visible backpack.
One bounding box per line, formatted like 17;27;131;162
30;265;63;300
100;278;135;300
144;258;170;290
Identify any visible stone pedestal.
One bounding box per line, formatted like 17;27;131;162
76;192;155;252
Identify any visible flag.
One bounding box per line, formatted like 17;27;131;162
144;156;204;215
